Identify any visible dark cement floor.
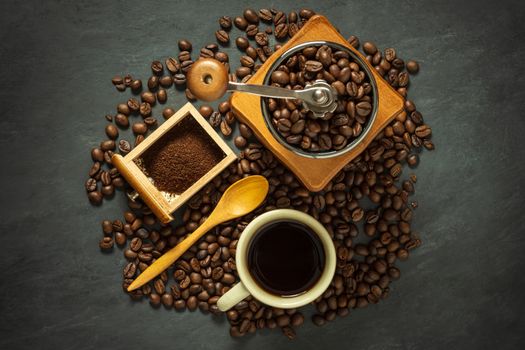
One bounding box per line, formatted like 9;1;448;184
1;0;524;349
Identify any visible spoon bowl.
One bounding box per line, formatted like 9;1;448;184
214;175;269;219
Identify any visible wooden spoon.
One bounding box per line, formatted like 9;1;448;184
127;175;269;291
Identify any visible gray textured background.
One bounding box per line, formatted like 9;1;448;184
1;0;524;349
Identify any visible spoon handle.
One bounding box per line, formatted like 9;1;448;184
127;218;216;291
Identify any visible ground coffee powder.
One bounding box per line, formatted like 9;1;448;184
141;116;224;194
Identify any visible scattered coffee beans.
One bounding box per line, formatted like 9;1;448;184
87;7;429;340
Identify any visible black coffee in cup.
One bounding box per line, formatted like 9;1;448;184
247;220;325;296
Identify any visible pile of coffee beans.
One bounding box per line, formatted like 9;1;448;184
266;43;374;153
87;7;432;340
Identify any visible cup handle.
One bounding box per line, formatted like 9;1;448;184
217;282;250;311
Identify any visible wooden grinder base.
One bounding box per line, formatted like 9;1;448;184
231;15;405;192
112;103;237;223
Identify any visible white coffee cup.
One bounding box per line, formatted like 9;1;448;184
217;209;336;311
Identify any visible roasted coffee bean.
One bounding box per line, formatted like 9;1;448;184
347;35;360;48
398;72;409;87
100;140;115;152
156;89;167;104
85;178;97;192
271;70;290;85
219;16;232;30
123;75;133;87
356;101;372;117
117;103;130;115
101;220;113;235
159;76;173;88
132;122;148;135
234;16;248;30
273;11;286;26
162;107;175;120
199;48;214;59
147;76;159;90
187;296;198;310
415;125;432;138
216;30;229;44
130;237;142;252
243;8;259;24
240;55;254;68
220;120;232;136
105;125;119;140
178;39;192;51
144;117;157;129
407;154;419;167
259;9;272;21
239;123;253;138
151;61;163;75
275;23;288;39
209;112;221;128
245;24;258;37
160;293;173;308
215;51;229;62
406;60;419;74
91;148;104;162
126;98;139;112
130;79;142;91
423;140;435;150
384;48;396;62
114;83;125;91
312;314;326;326
103;150;113;165
100;171;112;186
165;57;180;74
114;231;126;245
236;66;251;79
178;52;191;64
363;41;377;55
112;76;123;86
88;191;102;205
236;37;249;50
282;326;296;340
255;32;268;46
89;163;101;179
99;236;113;250
288;23;299;37
234;136;247;149
245;46;257;60
139;102;151;117
141;91;156;105
299;8;315;19
305;60;323;73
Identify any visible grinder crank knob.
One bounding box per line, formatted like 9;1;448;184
187;58;229;101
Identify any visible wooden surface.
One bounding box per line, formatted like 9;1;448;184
187;58;229;101
112;102;237;223
231;15;405;192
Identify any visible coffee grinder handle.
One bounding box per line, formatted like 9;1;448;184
187;58;229;101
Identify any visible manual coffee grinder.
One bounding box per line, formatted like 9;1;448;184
188;15;405;192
